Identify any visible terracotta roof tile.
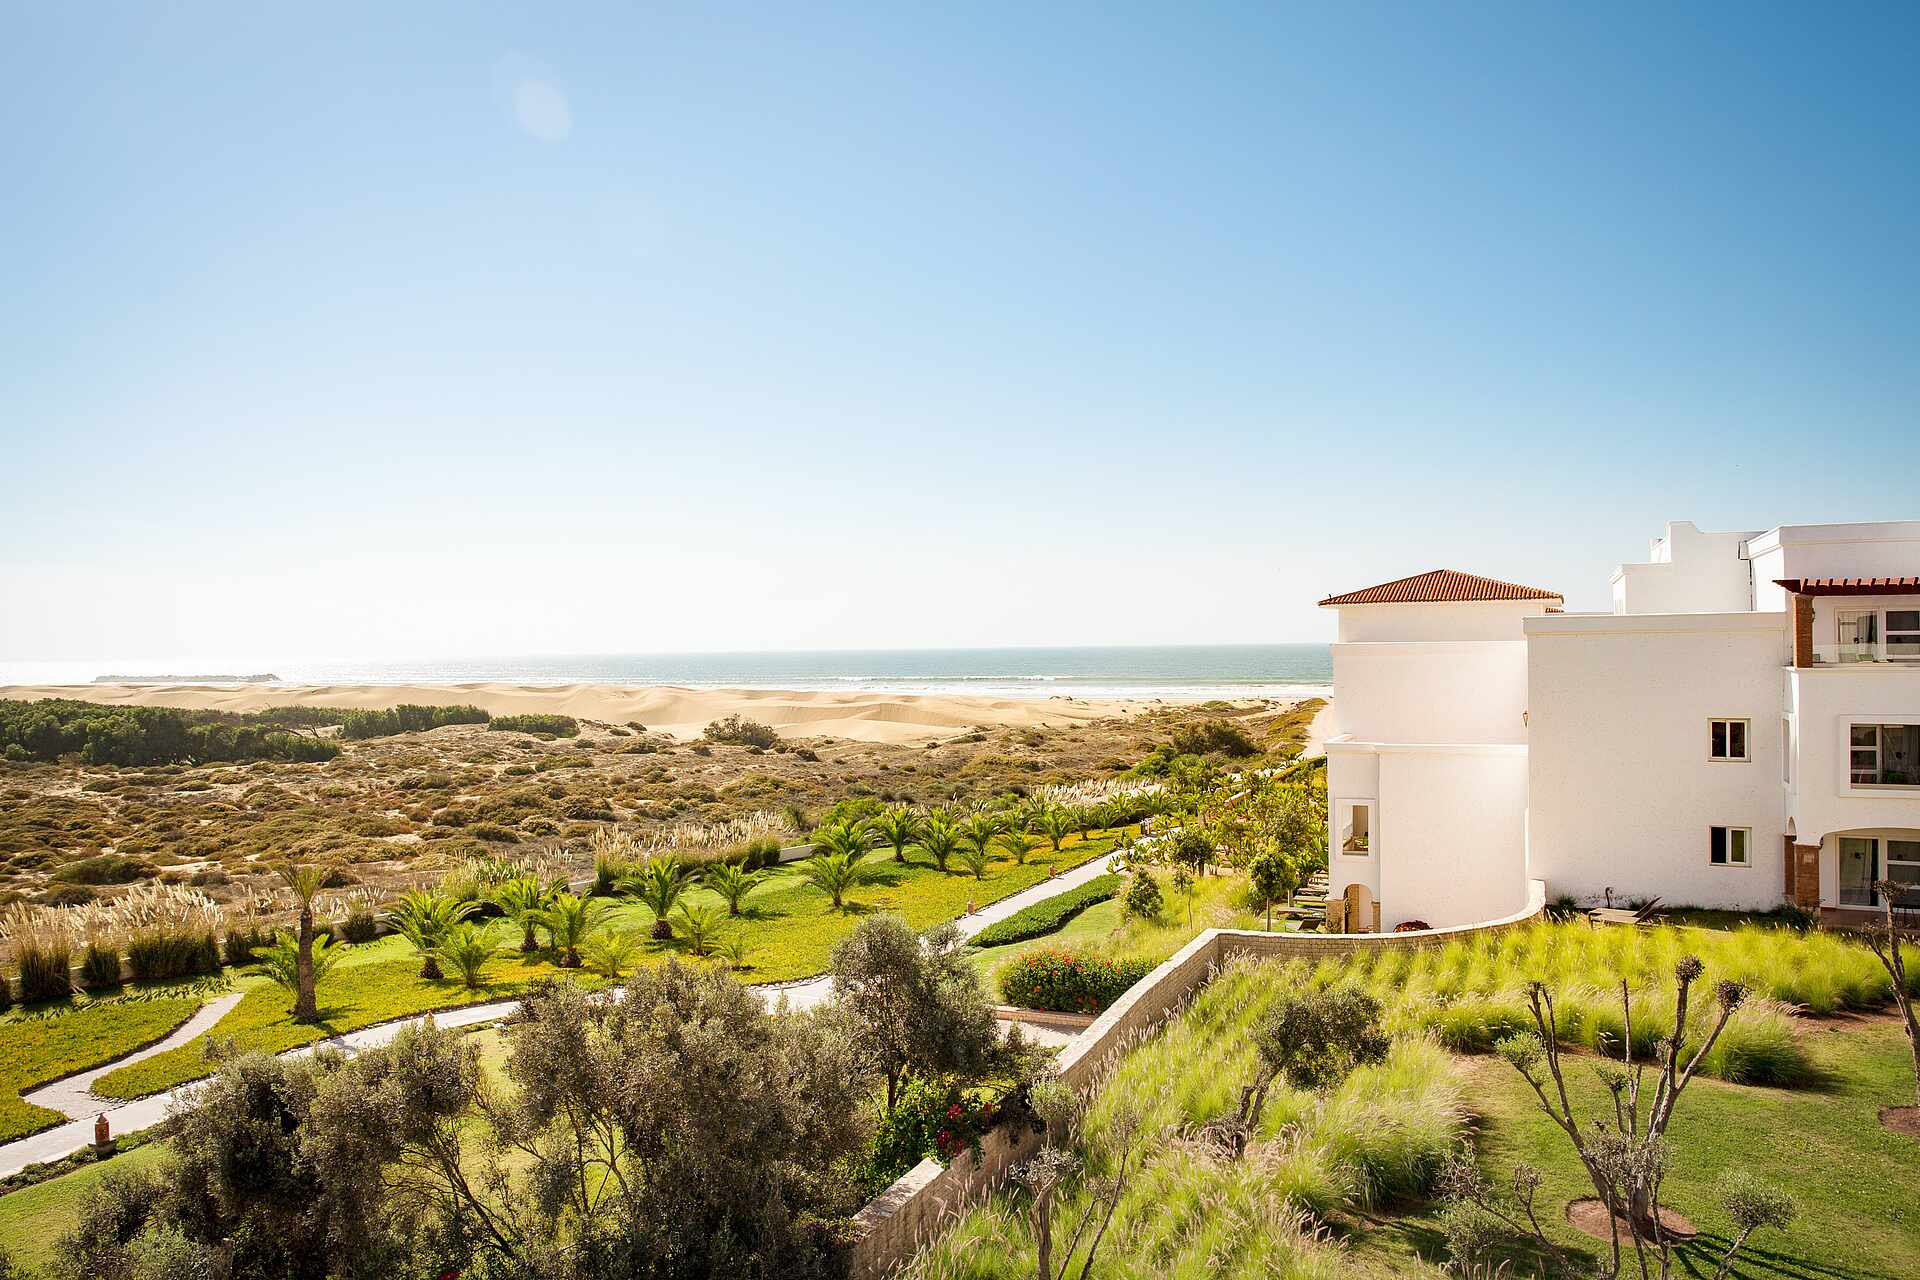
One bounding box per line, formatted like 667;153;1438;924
1318;569;1563;607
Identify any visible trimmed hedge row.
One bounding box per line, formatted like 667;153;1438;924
996;949;1154;1015
970;875;1121;948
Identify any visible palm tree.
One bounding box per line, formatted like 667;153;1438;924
535;892;606;967
438;921;501;990
273;862;329;1023
957;811;1003;865
674;902;730;957
1034;806;1075;851
1071;805;1099;844
812;818;875;862
1097;797;1129;837
583;929;642;981
620;857;696;940
387;890;477;981
259;930;340;1016
997;830;1039;866
918;817;961;873
702;861;763;916
872;805;926;864
801;850;871;911
958;843;992;880
489;876;557;953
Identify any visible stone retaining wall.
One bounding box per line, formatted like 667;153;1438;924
845;879;1547;1279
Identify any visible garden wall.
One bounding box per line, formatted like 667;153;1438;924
845;879;1548;1279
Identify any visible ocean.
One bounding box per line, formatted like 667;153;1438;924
2;645;1333;703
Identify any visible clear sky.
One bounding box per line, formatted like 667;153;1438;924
4;3;1917;665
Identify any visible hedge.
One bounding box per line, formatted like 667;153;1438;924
996;949;1154;1015
970;875;1120;948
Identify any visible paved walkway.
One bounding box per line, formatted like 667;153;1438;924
0;851;1119;1178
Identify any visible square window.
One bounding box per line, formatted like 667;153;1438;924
1709;718;1748;761
1710;826;1750;867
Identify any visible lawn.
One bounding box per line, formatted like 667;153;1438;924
970;866;1272;993
600;830;1122;984
91;941;596;1100
1349;1019;1920;1279
0;992;208;1140
0;1139;174;1274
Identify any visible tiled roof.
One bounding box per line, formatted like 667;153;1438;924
1318;569;1563;607
1775;576;1920;596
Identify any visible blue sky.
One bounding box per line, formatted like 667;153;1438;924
3;3;1916;664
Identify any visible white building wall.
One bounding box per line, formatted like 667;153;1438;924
1611;521;1759;615
1337;599;1555;642
1325;743;1381;911
1787;668;1920;890
1526;611;1788;910
1747;521;1920;613
1330;642;1529;745
1376;746;1529;928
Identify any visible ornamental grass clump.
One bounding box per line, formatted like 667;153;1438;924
80;940;122;990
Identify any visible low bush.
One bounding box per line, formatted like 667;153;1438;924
340;910;379;944
488;714;579;738
1123;868;1164;921
997;949;1154;1014
339;704;491;740
16;939;72;1003
1168;718;1260;758
80;941;122;990
222;926;273;966
125;928;220;982
703;714;779;748
971;874;1120;947
49;854;154;886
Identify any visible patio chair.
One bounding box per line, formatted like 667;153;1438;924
1587;896;1663;928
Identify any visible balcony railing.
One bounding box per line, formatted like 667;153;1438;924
1812;641;1920;665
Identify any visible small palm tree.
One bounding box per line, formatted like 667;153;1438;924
873;805;926;864
674;902;730;957
813;818;875;862
919;817;962;874
801;850;871;911
703;861;763;916
536;892;606;968
584;929;642;981
489;876;558;953
1071;805;1099;844
273;862;330;1023
958;844;992;880
1097;798;1128;836
620;857;696;940
387;890;478;981
259;930;340;1014
997;830;1039;866
438;921;501;990
958;811;1003;864
1034;806;1075;851
716;932;753;972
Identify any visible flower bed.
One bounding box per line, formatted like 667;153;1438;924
996;948;1153;1014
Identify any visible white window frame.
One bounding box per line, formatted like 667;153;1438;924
1337;799;1373;858
1709;717;1749;762
1708;825;1751;868
1848;720;1920;790
1888;607;1920;661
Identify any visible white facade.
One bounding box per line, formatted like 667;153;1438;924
1321;521;1920;929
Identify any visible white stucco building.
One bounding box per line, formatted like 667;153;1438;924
1321;520;1920;930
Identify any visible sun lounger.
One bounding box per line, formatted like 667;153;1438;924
1587;897;1662;927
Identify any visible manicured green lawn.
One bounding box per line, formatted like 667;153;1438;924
0;994;205;1140
970;867;1269;992
601;831;1122;984
92;943;594;1100
0;1139;173;1273
1349;1021;1920;1279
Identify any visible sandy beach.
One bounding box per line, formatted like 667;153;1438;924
0;683;1165;746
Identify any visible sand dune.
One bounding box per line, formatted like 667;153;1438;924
0;683;1156;746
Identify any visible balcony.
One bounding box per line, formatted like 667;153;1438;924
1811;640;1920;666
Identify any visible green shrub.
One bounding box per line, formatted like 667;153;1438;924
125;928;220;982
997;949;1153;1014
703;714;779;749
971;874;1120;947
16;939;71;1003
0;698;341;765
222;926;272;966
488;714;578;738
1123;868;1164;921
50;854;154;886
339;704;491;740
81;941;123;990
1168;718;1259;757
340;910;378;944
